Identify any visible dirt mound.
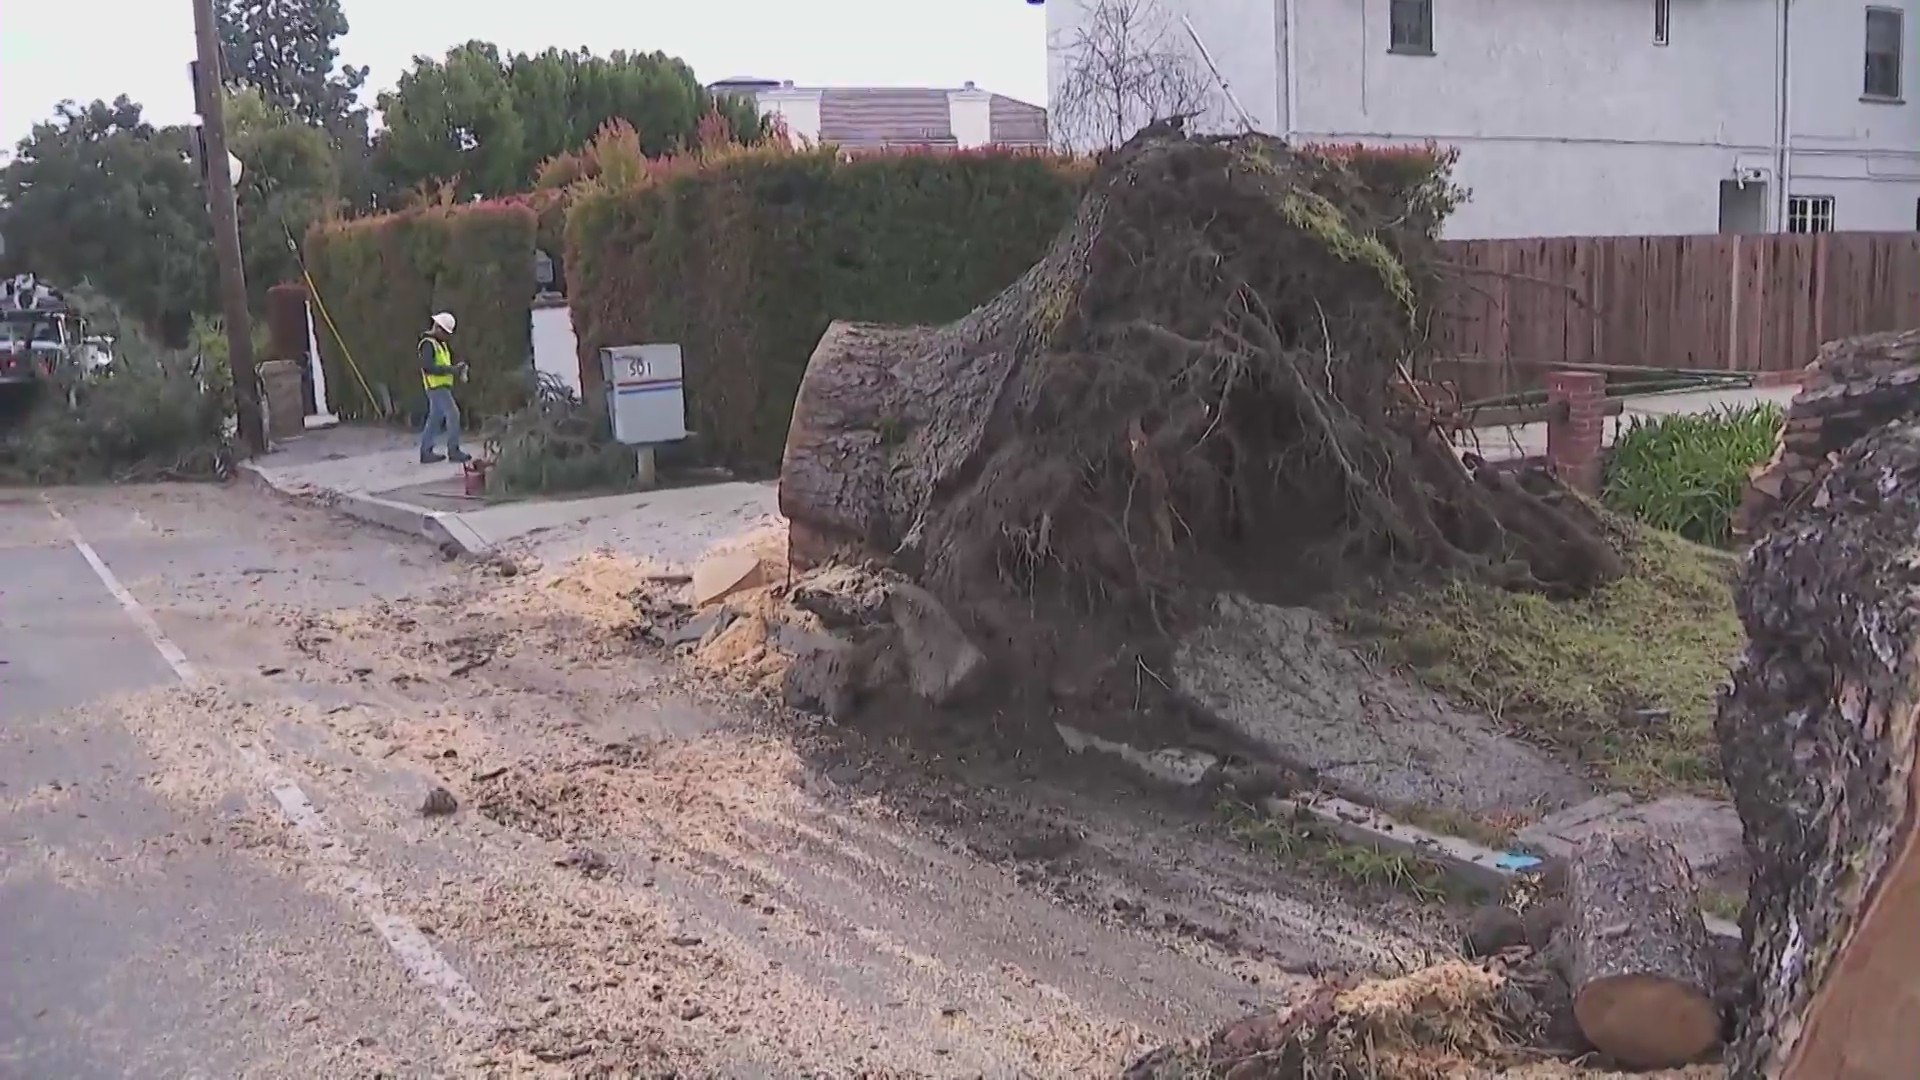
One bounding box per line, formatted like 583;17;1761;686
780;125;1619;720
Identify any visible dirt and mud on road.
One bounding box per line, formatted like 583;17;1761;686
11;484;1458;1077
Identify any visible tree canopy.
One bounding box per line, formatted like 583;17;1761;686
0;30;755;329
0;98;212;340
227;87;339;307
374;44;764;199
372;41;527;201
216;0;369;134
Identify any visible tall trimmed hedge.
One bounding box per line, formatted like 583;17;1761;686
304;203;538;421
567;148;1086;469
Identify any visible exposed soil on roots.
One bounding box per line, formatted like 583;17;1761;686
781;126;1621;726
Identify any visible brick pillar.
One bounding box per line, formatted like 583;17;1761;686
1546;370;1607;494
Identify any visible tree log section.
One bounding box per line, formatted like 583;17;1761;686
1565;830;1719;1069
1718;419;1920;1079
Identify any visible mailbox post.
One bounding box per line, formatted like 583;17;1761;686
599;343;689;490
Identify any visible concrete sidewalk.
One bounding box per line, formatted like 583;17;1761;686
1459;383;1800;462
241;425;778;565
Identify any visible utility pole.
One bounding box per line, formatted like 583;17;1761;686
191;0;265;456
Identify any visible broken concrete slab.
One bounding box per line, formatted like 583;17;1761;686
1265;793;1542;896
1056;724;1220;787
691;550;766;607
781;631;862;718
1048;724;1744;940
1173;594;1594;817
666;607;735;647
887;584;987;707
1517;794;1747;888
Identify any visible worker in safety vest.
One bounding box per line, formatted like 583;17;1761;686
418;311;471;464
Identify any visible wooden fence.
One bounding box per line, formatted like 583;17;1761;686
1427;232;1920;398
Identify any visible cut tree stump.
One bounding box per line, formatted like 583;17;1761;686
1719;419;1920;1080
1565;830;1719;1069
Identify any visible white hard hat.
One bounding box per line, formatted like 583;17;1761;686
431;312;456;334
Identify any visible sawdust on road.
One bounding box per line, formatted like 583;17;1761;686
48;484;1453;1076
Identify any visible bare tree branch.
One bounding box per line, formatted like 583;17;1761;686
1050;0;1216;150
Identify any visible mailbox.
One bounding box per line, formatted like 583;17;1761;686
599;344;688;445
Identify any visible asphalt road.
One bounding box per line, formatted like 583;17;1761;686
0;486;466;1078
0;482;1438;1077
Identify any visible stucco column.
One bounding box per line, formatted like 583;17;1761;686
947;83;993;149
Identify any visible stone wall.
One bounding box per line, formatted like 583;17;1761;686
1735;328;1920;542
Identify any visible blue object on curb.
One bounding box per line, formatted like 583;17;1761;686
1494;852;1544;872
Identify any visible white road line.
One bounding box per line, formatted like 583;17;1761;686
270;784;492;1026
44;501;199;684
43;496;493;1028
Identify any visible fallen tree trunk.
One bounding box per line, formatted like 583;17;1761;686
1565;831;1719;1068
1718;419;1920;1080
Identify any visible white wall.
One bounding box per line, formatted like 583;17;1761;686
756;88;823;145
530;305;581;397
949;86;994;148
1047;0;1920;238
1293;0;1777;237
1786;0;1920;230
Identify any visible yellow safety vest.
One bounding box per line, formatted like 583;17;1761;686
421;336;455;390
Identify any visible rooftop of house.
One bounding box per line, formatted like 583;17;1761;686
708;78;1049;148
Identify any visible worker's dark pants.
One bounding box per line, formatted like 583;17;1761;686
420;387;462;457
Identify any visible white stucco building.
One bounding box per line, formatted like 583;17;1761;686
1047;0;1920;238
708;77;1049;152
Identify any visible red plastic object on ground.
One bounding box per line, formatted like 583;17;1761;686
462;459;491;497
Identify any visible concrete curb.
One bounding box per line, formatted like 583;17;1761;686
1056;722;1741;942
238;463;492;556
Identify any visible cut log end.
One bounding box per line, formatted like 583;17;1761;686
1565;830;1719;1069
1573;973;1720;1070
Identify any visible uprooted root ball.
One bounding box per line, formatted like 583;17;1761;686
781;127;1620;688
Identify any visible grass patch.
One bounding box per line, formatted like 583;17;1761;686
1221;801;1472;904
1392;804;1519;851
1345;523;1741;797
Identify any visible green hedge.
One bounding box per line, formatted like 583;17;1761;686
566;147;1086;469
304;203;537;421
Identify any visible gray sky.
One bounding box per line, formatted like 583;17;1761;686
0;0;1051;149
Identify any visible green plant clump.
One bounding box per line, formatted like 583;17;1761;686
480;374;637;497
0;341;231;485
1602;402;1784;546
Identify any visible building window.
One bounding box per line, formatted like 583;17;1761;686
1787;195;1836;234
1653;0;1671;45
1389;0;1434;55
1866;7;1904;100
